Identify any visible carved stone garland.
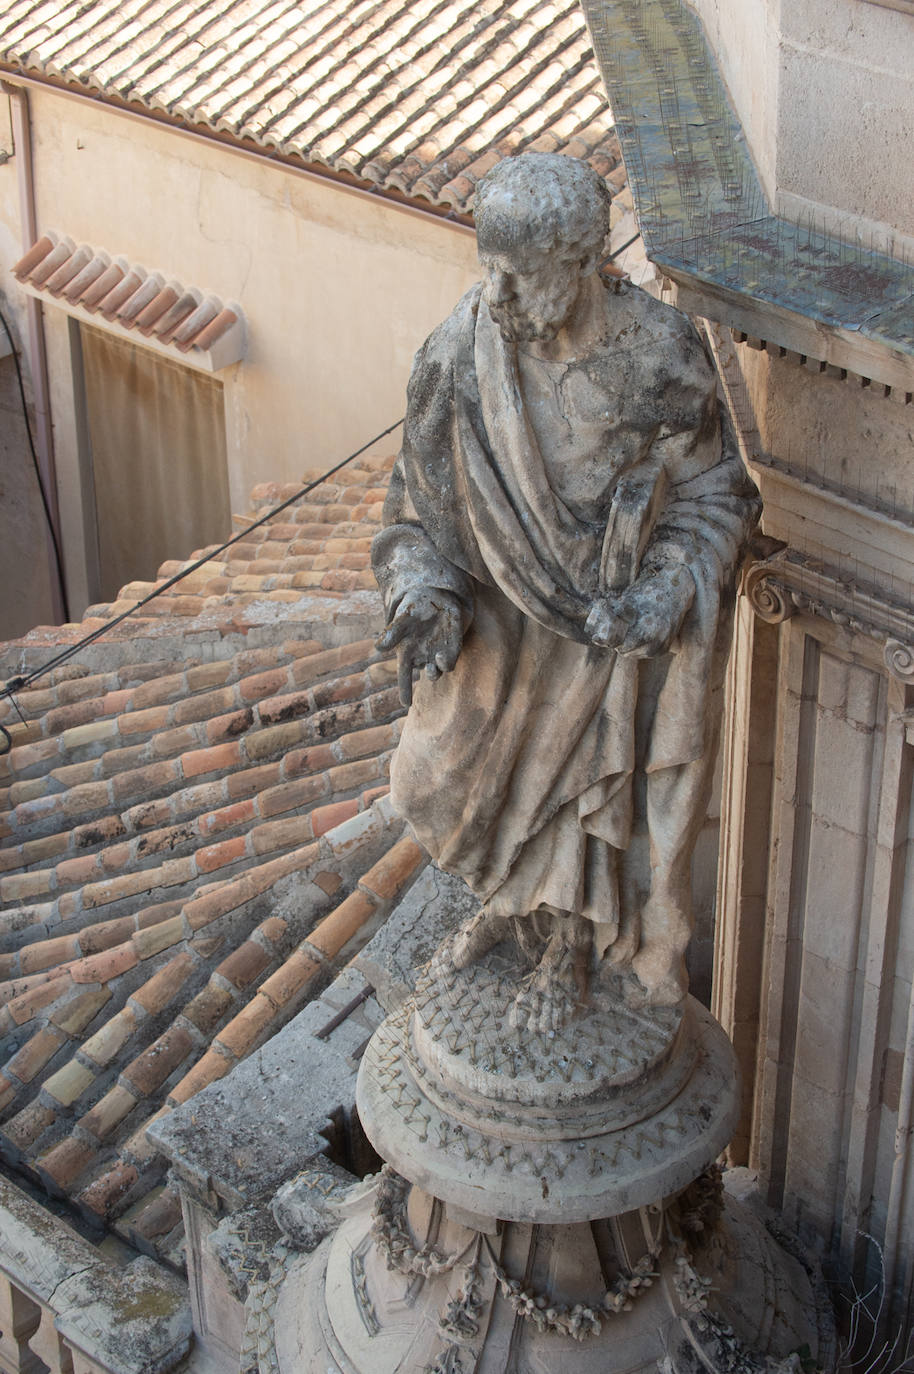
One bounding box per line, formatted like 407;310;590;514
272;946;835;1373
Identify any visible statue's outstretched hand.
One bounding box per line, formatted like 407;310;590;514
586;567;695;658
377;588;465;707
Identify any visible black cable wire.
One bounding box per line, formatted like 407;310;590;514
0;416;404;716
0;306;71;622
0;225;644;740
600;232;641;270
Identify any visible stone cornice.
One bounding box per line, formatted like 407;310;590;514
745;552;914;681
580;0;914;390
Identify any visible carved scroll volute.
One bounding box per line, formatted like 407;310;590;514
744;559;794;625
884;639;914;683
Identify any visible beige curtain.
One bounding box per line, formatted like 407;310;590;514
81;323;231;602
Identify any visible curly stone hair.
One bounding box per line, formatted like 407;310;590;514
474;153;612;260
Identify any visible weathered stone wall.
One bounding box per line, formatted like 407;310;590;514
710;329;914;1322
686;0;914;253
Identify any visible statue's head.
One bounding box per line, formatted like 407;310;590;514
475;153;611;342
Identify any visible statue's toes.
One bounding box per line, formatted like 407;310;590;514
550;994;571;1034
451;916;487;969
630;950;687;1007
621;973;650;1009
508;996;529;1031
429;940;457;978
451;911;508;970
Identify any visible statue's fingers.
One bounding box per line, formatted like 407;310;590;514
435;631;462;674
377;615;410;652
597;619;627;650
397;648;415;707
587;614;611;646
436;603;461;643
425;662;442;681
619;624;670;658
616;621;652;656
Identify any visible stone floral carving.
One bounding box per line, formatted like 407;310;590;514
372;152;760;1022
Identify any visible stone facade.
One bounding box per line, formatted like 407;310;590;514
579;0;914;1343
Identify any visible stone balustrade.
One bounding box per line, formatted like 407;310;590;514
0;1175;191;1374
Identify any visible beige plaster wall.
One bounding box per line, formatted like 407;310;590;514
0;83;480;619
0;92;57;636
0;354;56;639
689;0;914;253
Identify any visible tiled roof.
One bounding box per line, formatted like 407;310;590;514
12;233;245;371
0;175;647;1264
0;454;430;1264
0;0;620;213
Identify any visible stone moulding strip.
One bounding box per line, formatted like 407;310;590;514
580;0;914;392
0;1171;191;1374
745;552;914;681
12;231;245;373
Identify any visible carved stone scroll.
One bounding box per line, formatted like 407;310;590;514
746;550;914;681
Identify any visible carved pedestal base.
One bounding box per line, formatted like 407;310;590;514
357;950;738;1222
274;948;834;1373
277;1171;834;1373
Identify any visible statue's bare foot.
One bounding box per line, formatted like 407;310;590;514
630;947;688;1007
605;925;639;968
508;933;582;1035
450;909;511;971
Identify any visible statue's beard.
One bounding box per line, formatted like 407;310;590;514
488;305;559;343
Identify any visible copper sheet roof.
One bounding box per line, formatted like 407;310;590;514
0;0;620;212
0;455;434;1261
12;233;245;370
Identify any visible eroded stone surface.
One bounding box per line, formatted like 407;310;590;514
372;151;760;1015
149;967;383;1211
357;986;738;1223
0;1172;191;1374
277;1171;834;1374
353;866;475;1013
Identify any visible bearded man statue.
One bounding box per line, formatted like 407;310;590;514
372;152;760;1032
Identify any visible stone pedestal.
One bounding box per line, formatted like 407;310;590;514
356;953;736;1223
275;944;836;1373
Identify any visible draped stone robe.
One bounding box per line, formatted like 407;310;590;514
372;279;760;953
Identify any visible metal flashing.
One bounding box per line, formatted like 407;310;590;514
580;0;914;388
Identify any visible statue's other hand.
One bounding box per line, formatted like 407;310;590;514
376;588;465;707
614;568;695;658
584;596;631;650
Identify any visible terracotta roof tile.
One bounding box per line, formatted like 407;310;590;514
10;235;245;369
0;0;619;213
76;1159;139;1218
0;452;435;1263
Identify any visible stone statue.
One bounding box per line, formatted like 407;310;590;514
280;155;833;1374
372;153;760;1028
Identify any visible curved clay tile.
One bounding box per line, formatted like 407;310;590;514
0;0;619;213
11;239;245;366
0;454;432;1262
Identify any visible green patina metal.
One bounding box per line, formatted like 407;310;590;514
580;0;914;358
